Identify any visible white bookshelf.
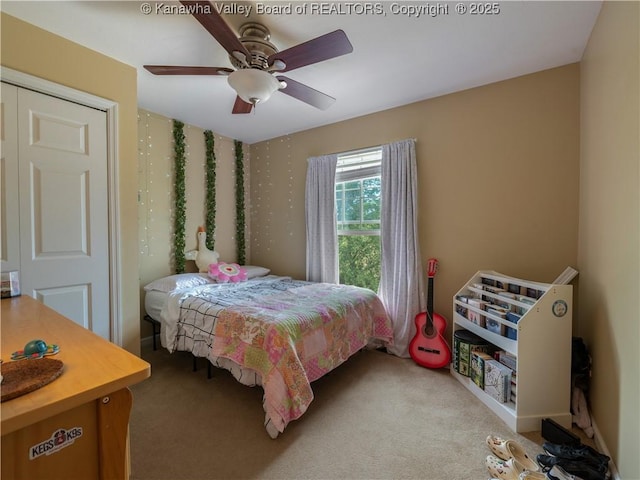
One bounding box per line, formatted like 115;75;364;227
451;270;573;432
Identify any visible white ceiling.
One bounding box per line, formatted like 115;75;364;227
2;1;602;144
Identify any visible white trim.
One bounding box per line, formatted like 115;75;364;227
1;66;123;346
336;147;382;182
140;335;155;350
337;145;383;160
1;67;117;111
106;104;122;346
591;418;621;480
337;230;380;236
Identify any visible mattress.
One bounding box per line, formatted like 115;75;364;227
144;289;166;322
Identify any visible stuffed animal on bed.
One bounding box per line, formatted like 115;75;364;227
185;226;220;273
208;262;247;283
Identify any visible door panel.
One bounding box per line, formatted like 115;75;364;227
35;285;91;330
17;88;110;339
32;167;89;256
30;110;89;154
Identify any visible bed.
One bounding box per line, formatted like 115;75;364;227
143;269;393;438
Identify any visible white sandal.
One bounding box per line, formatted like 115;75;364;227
486;435;539;472
486;455;527;480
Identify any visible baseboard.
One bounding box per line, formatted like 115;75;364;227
591;418;621;480
141;335;155;350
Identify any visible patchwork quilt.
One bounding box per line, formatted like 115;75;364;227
161;276;393;437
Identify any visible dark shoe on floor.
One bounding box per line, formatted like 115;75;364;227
543;442;610;468
536;454;607;480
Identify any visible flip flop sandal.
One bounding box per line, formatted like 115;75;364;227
486;455;526;480
486;435;539;472
11;339;60;360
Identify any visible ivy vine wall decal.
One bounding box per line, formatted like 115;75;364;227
234;140;246;265
172;119;186;274
170;121;247;270
204;130;216;250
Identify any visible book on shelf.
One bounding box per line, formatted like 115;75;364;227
484;360;512;403
470;351;494;390
495;350;517;371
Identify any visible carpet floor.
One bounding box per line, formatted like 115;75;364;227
129;345;579;480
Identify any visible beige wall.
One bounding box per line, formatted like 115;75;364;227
6;8;636;475
137;109;248;337
249;64;580;337
579;2;639;477
1;13;141;354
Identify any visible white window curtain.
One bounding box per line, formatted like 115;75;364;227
305;154;338;283
378;139;425;358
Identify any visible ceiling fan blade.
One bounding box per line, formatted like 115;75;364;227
180;1;250;60
232;96;254;114
276;76;336;110
268;30;353;73
144;65;233;75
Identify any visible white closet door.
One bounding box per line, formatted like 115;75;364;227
1;83;20;272
17;88;111;339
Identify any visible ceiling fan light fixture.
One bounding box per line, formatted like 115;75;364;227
228;69;280;105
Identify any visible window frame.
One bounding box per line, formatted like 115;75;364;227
335;147;382;237
334;147;383;290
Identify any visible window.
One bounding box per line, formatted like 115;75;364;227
335;148;382;291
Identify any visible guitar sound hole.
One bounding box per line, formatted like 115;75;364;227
423;324;436;337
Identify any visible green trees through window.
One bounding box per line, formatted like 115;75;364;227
337;234;380;291
335;150;382;291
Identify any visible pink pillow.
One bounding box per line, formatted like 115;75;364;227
208;263;248;283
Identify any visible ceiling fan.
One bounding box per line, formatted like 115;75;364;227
144;1;354;114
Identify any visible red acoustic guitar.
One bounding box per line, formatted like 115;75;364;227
409;258;452;369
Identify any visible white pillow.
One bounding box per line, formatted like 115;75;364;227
143;273;215;293
243;266;271;279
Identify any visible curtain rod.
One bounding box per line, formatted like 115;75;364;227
322;138;417;158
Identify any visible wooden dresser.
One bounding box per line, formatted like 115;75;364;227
1;296;151;480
